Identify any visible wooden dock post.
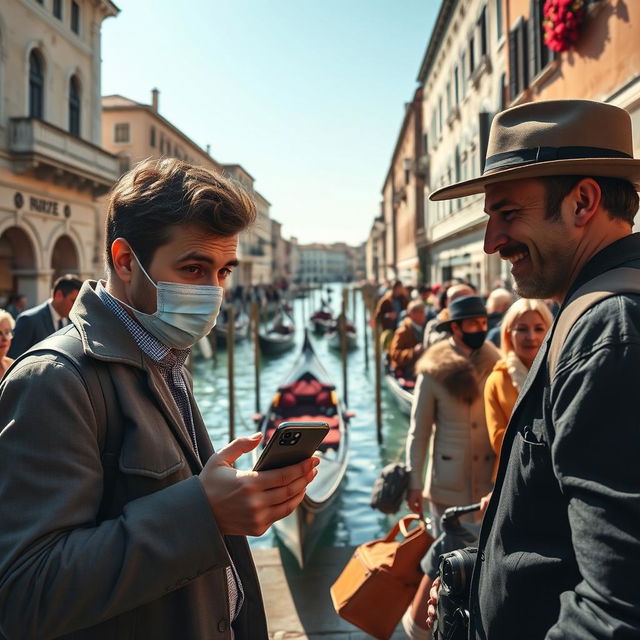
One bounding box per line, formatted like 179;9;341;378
227;304;235;442
340;290;348;407
373;315;383;444
251;301;261;415
362;288;370;371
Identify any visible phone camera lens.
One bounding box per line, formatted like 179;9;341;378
283;432;292;438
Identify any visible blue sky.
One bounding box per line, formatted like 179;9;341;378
101;1;439;245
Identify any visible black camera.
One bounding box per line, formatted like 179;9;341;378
432;503;482;640
434;547;477;640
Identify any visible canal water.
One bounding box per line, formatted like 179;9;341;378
192;284;414;553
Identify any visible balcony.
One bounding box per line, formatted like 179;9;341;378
9;118;119;196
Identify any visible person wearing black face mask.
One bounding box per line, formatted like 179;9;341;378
406;295;500;540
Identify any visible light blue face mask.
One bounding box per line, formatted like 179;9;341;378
126;249;224;349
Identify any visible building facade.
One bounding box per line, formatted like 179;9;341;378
222;164;273;286
380;86;425;286
420;0;507;292
504;0;640;227
295;243;356;284
0;0;119;307
365;216;386;283
101;90;222;175
101;94;274;287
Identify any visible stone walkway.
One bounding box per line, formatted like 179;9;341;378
252;546;409;640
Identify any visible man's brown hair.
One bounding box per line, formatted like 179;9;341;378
541;176;639;225
105;158;256;269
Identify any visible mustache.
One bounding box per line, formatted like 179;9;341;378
499;244;528;260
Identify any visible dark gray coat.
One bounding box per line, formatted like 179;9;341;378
469;234;640;640
0;282;268;640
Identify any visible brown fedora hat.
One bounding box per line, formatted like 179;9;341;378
430;100;640;201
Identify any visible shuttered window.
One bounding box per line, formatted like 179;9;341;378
529;0;552;79
508;18;528;101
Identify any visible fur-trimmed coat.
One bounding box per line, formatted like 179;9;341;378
406;338;500;507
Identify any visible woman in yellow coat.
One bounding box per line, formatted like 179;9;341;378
483;298;553;481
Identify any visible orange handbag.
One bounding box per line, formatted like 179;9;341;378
330;514;433;640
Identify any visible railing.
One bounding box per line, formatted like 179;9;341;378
9;117;119;185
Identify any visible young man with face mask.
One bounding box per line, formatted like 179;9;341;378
0;158;318;639
405;295;500;537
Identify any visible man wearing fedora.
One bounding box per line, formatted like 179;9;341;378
426;100;640;639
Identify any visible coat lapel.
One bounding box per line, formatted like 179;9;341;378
142;364;203;471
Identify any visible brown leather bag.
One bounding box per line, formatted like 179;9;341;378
330;514;434;640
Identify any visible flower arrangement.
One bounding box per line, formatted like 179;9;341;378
542;0;585;52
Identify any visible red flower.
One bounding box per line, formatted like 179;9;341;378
543;0;584;52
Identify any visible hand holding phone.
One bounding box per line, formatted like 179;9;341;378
253;421;329;471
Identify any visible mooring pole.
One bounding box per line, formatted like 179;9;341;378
227;304;235;442
251;301;261;415
373;314;383;444
363;288;370;371
340;290;348;407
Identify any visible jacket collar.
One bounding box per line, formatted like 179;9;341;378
69;280;146;368
564;232;640;303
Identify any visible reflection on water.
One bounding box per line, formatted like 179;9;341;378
192;285;413;551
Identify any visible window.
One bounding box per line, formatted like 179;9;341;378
71;1;80;34
29;50;44;119
438;96;443;136
150;126;156;147
529;0;552;80
454;66;460;105
114;123;130;143
68;75;80;136
461;52;467;98
508;18;529;100
469;35;475;73
53;0;62;20
495;0;503;41
159;136;165;153
446;82;452;114
479;6;488;57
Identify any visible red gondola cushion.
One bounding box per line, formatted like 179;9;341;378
315;391;332;406
291;379;323;396
280;392;297;407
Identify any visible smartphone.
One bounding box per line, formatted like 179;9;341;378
253;421;330;471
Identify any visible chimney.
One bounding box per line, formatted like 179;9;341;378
151;88;159;112
206;144;211;155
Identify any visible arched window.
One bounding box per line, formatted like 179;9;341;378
29;50;44;119
69;75;80;136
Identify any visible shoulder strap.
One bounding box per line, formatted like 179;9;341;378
548;267;640;380
14;330;122;519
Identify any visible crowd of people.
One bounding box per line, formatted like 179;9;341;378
372;276;555;638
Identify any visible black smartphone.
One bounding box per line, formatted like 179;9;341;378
252;421;330;471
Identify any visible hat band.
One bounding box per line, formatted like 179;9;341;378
484;145;632;173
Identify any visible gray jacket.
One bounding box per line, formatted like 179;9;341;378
0;282;267;640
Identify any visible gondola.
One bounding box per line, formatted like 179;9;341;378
258;311;296;356
326;319;357;351
309;300;334;334
253;331;350;567
215;309;249;345
383;356;415;416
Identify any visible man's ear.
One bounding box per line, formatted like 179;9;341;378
111;238;134;284
572;178;601;228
